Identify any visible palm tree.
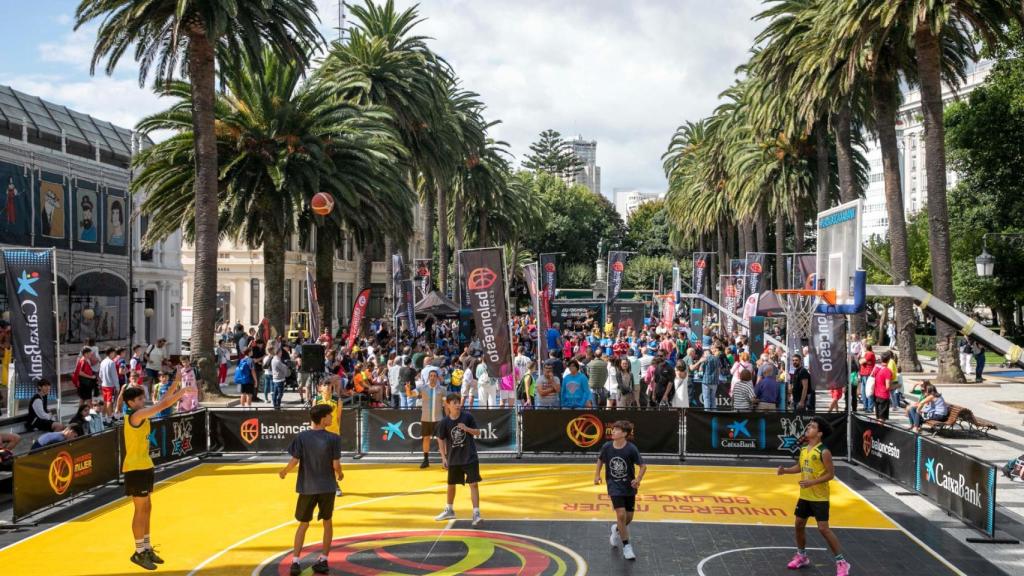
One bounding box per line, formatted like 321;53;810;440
75;0;321;388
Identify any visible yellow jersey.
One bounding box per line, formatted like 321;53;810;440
315;395;341;436
799;443;830;502
122;410;153;472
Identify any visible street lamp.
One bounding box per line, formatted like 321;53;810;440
975;233;1024;277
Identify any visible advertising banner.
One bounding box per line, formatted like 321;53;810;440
720;275;743;335
684;411;847;457
606;251;630;304
539;253;558;326
400;279;418;338
0;161;32;246
692;252;711;297
730;258;746;277
3;249;57;400
522;409;679;454
661;295;676;329
346;288;371;348
689;308;703;345
610;301;645;334
810;314;847;390
361;409;516;453
523;262;542;358
415;258;432;300
744;252;768;296
672;263;681;302
14;429;119;520
852;417;916;487
460;248;513;382
550;301;606;328
146;410;208;468
749;316;765;361
210;409;356;453
916;436;997;536
36;171;70;249
304;267;321;341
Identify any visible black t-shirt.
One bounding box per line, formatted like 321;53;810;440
792;367;813;405
287;429;341;495
436;411;479;466
599;441;644;496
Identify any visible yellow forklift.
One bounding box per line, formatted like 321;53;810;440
287;312;310;341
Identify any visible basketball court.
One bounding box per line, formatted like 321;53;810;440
0;459;991;575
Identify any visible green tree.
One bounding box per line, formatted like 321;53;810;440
625;255;675;291
624;199;671;257
522;129;585;178
562;263;596;289
76;0;321;391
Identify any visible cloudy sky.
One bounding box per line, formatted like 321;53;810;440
0;0;764;197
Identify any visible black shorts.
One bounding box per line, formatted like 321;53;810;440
874;399;891;420
77;380;97;401
420;421;437;437
240;383;256;395
30;418;56;433
447;461;482;485
610;495;636;512
124;468;155;497
295;492;336;522
794;498;830;521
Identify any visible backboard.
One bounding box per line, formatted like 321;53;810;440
816;199;863;308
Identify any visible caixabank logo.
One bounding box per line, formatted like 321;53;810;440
381;419;502;442
711;417;766;450
257;529;585;576
923;457;983;508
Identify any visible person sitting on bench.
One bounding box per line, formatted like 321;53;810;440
907;381;948;434
28;378;65;433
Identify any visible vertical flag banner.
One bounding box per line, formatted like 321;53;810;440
692;252;711;296
745;252;767;296
459;249;513;381
749;316;765;361
606;251;629;304
689;308;703;345
730;258;746;277
3;249;57;400
672;263;681;303
721;275;740;335
346;288;371;349
304;267;320;341
538;253;558;360
401;279;418;338
414;258;432;300
661;295;676;329
522;262;540;321
810;314;848;390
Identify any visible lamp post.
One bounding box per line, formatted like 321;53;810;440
975;233;1024;277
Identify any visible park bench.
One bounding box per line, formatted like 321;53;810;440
922;405;965;435
959;409;999;437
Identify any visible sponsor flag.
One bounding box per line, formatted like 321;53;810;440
607;251;629;304
745;252;768;295
522;262;543;360
3;249;57;400
401;279;417;338
689;308;703;345
538;253;558;359
392;253;406;285
414;258;431;300
304;267;320;341
661;295;676;329
810;313;847;390
730;258;746;277
749;316;765;361
346;288;371;349
692;252;711;296
721;275;742;335
459;249;513;381
672;263;681;303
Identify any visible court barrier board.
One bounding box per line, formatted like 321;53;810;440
684;410;848;459
361;409;517;454
851;415;997;537
521;408;680;454
119;410;209;469
208;408;357;454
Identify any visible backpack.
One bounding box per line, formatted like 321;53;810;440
1004;455;1024;482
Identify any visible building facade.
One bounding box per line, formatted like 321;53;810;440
0;84;184;372
861;60;992;240
613;188;664;220
568;136;601;194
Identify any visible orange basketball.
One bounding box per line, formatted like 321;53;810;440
311;192;334;216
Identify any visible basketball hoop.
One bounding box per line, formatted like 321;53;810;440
774;288;837;305
775;288;827;355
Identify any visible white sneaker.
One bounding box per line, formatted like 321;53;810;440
610;524;621;547
471;512;483;526
622;543;636;561
434;509;456;521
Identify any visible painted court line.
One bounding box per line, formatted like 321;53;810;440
697;546;826;576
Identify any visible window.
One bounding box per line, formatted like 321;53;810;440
284;279;292;315
250;279;260;324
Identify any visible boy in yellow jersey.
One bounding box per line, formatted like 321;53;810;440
777;417;850;576
122;377;191;570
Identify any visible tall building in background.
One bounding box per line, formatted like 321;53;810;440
861;60;992;240
614;188;664;220
568;135;601;194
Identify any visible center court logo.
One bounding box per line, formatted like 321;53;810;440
258;529;584;576
566;414;605;448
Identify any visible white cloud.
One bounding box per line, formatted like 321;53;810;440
39;25;98;70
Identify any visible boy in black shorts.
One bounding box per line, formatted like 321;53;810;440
280;404;344;576
433;393;483;526
595;420;646;561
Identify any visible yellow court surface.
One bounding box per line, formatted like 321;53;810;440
0;461;896;575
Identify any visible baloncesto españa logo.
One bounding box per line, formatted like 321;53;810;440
240;418;310;445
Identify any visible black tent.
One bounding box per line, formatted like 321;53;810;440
415;290;459;318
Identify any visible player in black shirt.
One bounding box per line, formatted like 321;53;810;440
434;393;483;526
594;420;646;561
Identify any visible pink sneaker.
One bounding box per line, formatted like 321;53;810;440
836;560;851;576
787;553;811;569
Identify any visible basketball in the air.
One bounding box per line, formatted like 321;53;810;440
311;192;334;216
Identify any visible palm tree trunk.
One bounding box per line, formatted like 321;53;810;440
874;73;922;371
315;229;335;335
478;202;489;247
423;189;435;260
793;204;805;252
186;28;221;396
726;221;736;261
741;220;754;259
437;182;449;294
716;223;727;303
835;102;857;202
755;198;767;254
263;227;288;338
915;27;964;382
453;191;465;255
815;120;830;213
774;210;785;290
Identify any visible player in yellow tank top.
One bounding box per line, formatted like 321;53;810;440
777;417;850;576
121;374;191;570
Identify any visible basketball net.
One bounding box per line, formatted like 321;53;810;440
782;293;818;353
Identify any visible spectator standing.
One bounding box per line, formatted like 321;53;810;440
475;361;497;408
73;347;98;406
144;339;166;385
414;368;445;468
730;352;753;395
177;357;200;413
587;350;609;407
959;338;973;376
99;348;119;423
216;340;231;387
698;346;721;410
271;348;291;409
560;360;593;409
790;354;814;413
234;348;257;407
534;364;561;408
754;363;780;411
859;344;876;412
972;340;985;382
871;354;895;423
672;363;689;409
732;369;757;411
